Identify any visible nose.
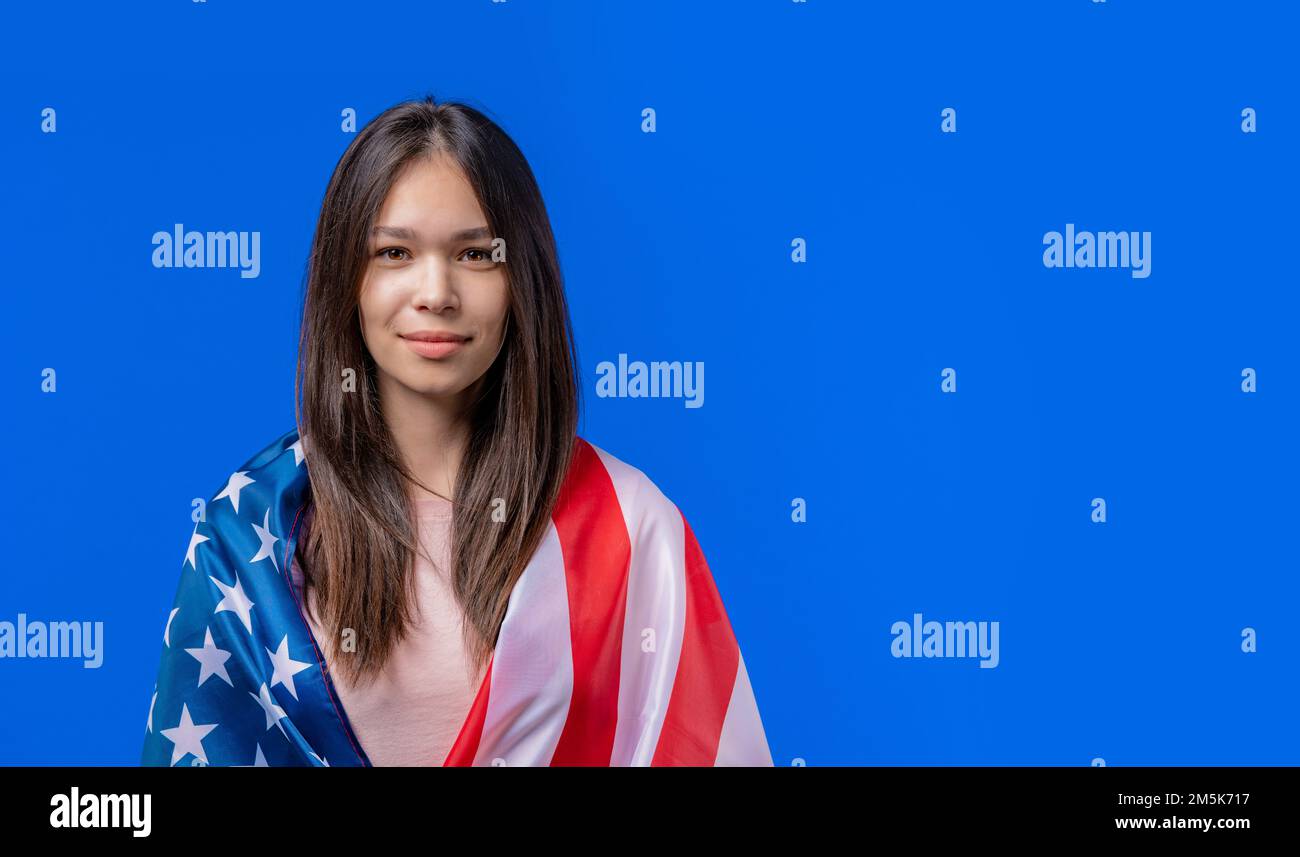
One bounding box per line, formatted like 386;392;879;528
411;256;459;312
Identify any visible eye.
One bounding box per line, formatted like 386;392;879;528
460;247;495;265
377;247;410;262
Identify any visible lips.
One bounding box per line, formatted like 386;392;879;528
402;330;468;343
401;332;470;359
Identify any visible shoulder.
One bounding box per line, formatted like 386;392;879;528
570;437;684;545
566;440;719;601
235;425;306;476
202;425;308;535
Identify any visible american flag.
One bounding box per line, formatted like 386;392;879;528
142;428;773;766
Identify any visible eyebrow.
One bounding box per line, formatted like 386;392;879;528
370;225;492;242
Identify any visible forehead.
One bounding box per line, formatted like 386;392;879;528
375;152;485;227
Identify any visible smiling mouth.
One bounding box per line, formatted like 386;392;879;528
402;336;470;358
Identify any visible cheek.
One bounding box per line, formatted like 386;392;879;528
483;278;512;333
357;275;399;335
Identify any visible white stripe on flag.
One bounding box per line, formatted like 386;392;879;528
593;446;689;766
714;652;773;766
472;524;574;766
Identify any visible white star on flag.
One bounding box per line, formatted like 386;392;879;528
214;471;255;515
186;627;234;688
235;744;270;768
249;508;281;571
250;682;288;735
185;527;210;570
210;573;255;634
289;438;305;466
163;608;180;647
267;635;312;700
160;703;218;767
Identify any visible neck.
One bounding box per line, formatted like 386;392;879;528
378;374;480;502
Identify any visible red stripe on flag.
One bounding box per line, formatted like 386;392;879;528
442;655;494;766
548;438;633;765
651;512;739;766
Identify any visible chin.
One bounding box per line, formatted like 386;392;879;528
405;376;474;398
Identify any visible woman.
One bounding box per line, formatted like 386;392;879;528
142;96;771;767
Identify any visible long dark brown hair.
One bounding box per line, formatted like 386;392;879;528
293;96;579;686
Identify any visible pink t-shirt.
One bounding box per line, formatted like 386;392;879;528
288;496;485;766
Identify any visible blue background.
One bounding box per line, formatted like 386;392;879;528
1;0;1295;765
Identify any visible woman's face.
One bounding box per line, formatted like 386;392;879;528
358;151;510;403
